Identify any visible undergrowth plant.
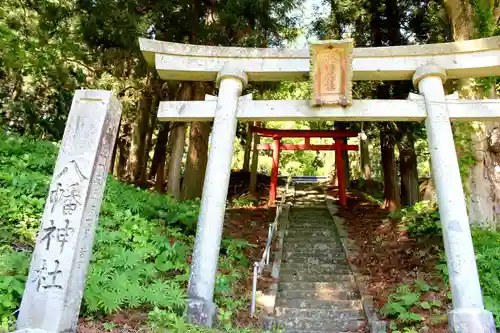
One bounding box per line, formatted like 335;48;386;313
381;280;443;332
390;200;441;237
0;132;253;332
437;228;500;328
394;199;500;329
229;196;257;208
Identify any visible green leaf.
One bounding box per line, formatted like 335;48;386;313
397;293;421;307
415;279;432;292
419;301;431;309
430;300;442;307
381;301;407;316
398;312;425;323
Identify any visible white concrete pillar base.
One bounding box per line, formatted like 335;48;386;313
13;330;49;333
448;308;496;333
186;298;217;328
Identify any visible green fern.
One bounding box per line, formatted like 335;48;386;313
398;312;424;324
0;132;254;329
381;300;407;316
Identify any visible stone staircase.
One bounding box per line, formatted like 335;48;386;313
275;186;366;333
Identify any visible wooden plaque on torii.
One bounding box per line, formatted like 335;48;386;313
310;39;354;107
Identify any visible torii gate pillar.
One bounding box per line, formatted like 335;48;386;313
335;140;347;206
186;66;248;327
414;65;495;332
269;137;281;204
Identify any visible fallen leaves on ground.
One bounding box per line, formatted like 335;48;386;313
328;187;450;333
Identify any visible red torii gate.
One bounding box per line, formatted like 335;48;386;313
251;127;359;207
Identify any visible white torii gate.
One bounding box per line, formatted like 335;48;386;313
140;36;500;332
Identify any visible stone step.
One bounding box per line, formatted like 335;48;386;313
290;208;329;211
278;289;361;301
290;210;329;213
282;242;343;251
288;217;331;221
289;210;332;215
286;226;334;231
279;273;355;283
284;243;343;250
276;312;365;331
289;209;330;213
291;205;327;208
280;263;350;271
293;201;326;204
285;230;336;237
279;281;354;291
280;266;351;275
286;225;334;231
276;299;363;311
283;249;344;257
282;255;345;262
276;308;365;323
275;194;365;333
288;216;335;224
284;236;339;244
283;238;340;243
282;257;346;265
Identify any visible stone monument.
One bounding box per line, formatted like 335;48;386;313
309;39;354;107
14;90;122;333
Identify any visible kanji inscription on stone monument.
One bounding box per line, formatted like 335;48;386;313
15;90;122;333
310;39;353;107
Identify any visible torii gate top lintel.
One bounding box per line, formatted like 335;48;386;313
139;36;500;82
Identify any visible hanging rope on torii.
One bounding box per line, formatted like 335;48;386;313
250;126;359;206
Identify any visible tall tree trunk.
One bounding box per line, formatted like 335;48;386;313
129;97;151;186
142;78;163;184
444;1;500;228
150;123;170;182
153;125;170;193
166;83;192;199
249;121;262;196
180;121;210;199
117;124;131;179
360;135;371;180
468;86;500;228
162;130;175;193
167;124;186;199
381;129;400;212
181;83;213;200
242;123;253;171
443;0;475;42
398;124;419;206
